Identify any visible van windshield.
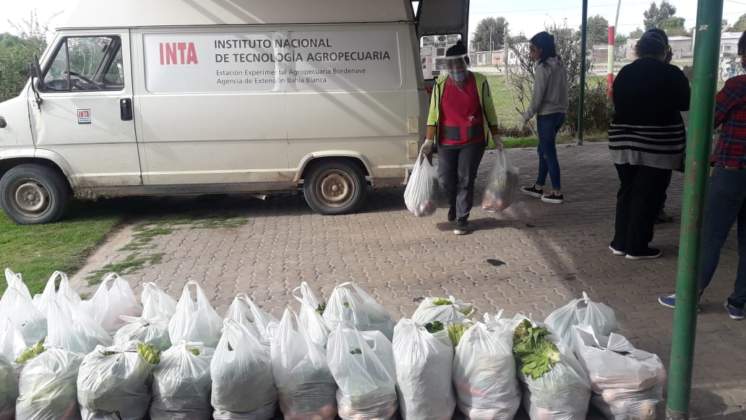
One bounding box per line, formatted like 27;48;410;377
43;36;124;92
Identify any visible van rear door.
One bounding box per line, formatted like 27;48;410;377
415;0;470;43
29;30;141;187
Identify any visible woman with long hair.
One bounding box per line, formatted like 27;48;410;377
519;31;569;204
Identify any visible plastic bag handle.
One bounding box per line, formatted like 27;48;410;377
49;271;69;291
100;272;122;289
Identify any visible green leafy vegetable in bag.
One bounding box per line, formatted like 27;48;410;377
425;321;444;333
15;340;45;364
512;320;560;380
447;323;468;346
137;343;161;365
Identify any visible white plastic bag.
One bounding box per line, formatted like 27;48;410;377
404;152;438;217
141;282;177;321
225;293;278;347
323;282;395;340
16;348;83;420
211;319;277;419
0;318;26;362
482;149;519;212
84;273;141;333
0;268;46;345
151;342;213;420
411;296;475;326
77;342;158;420
544;292;618;347
574;326;665;420
32;271;81;314
452;321;521;420
46;298;112;355
0;355;17;420
327;324;398;420
168;282;222;348
114;316;171;350
393;319;455;420
292;282;331;348
271;309;336;420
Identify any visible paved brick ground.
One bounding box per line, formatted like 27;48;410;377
73;142;746;419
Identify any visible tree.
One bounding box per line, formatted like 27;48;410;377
629;28;644;39
0;12;51;103
642;1;688;36
729;14;746;32
643;1;676;29
471;17;507;52
585;15;610;45
615;34;628;45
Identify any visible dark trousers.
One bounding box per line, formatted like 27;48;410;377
611;164;672;254
536;113;565;190
438;142;485;222
698;167;746;308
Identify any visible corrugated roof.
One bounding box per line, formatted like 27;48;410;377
59;0;413;29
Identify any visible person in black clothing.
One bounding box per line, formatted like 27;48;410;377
608;30;690;260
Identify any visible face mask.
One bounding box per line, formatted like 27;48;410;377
449;70;466;82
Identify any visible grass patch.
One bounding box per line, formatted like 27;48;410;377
0;204;121;295
86;211;249;284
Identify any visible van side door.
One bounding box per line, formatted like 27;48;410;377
29;30;141;187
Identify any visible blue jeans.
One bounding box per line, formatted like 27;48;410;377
698;167;746;308
536;113;565;190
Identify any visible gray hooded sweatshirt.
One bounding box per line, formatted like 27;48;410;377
524;56;569;120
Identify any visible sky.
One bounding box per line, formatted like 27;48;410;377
3;0;746;39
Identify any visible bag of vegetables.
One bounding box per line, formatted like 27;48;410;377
16;347;83;420
77;341;160;420
393;319;455;420
225;293;278;347
544;292;618;347
327;325;398;420
0;269;46;345
168;282;222;348
46;298;112;355
0;355;17;420
83;273;141;334
140;282;177;321
292;282;330;348
271;309;337;420
404;152;438;217
323;282;395;340
482;149;519;212
573;326;665;420
513;319;591;420
411;296;475;326
211;319;277;419
452;321;521;420
32;271;81;316
114;316;171;351
150;342;213;420
0;318;26;362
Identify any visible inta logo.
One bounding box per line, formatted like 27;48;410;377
159;42;199;65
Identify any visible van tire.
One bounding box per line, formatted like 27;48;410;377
0;164;69;224
303;160;367;215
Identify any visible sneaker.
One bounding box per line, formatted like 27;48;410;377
626;248;662;260
725;301;745;320
609;245;625;256
658;294;677;309
658;293;703;311
447;207;457;222
453;220;470;236
541;192;564;204
520;185;543;198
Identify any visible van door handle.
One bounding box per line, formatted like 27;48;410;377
120;98;133;121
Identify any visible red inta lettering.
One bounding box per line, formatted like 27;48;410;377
159;42;199;65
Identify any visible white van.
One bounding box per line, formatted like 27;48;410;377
0;0;469;224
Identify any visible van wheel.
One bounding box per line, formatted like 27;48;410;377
0;164;69;224
303;160;367;215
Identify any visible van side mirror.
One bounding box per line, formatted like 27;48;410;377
28;57;44;106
